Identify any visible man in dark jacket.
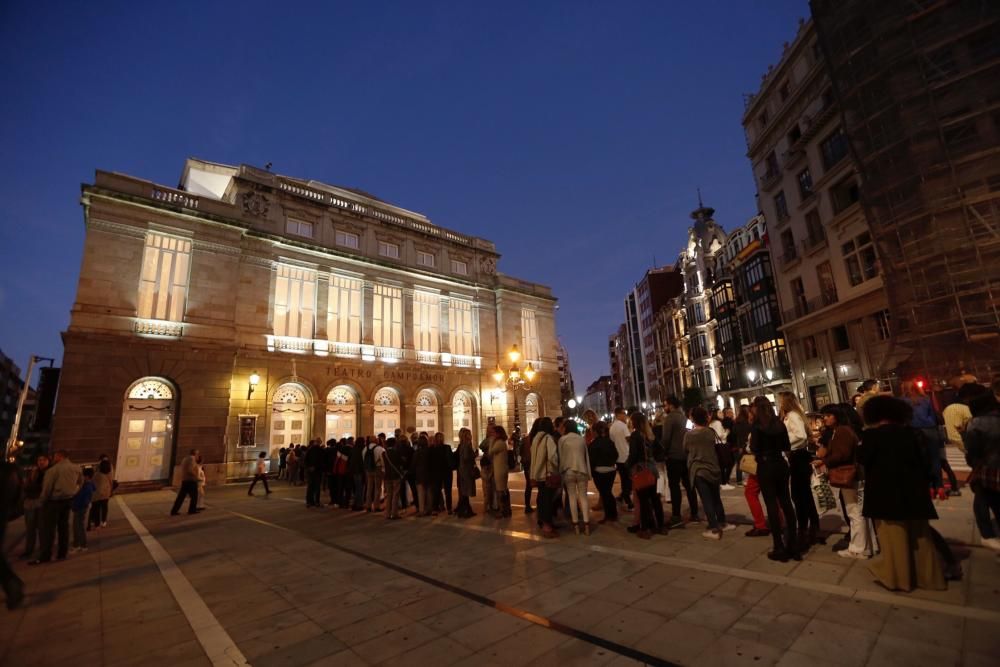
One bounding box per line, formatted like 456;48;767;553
304;440;324;508
663;396;699;527
396;435;415;512
21;454;49;559
323;440;339;506
349;438;366;510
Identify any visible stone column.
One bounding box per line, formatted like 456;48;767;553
402;287;414;351
359;401;373;438
403;401;416;434
441;402;454;444
439;296;451;355
315;273;329;341
361;282;375;346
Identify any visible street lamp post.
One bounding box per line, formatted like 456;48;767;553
746;368;774;393
492;344;537;436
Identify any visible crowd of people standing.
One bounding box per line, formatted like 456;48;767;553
260;374;999;595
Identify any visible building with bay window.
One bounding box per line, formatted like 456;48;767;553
52;159;560;485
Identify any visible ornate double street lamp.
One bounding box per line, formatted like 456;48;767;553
746;368;774;389
493;344;537;437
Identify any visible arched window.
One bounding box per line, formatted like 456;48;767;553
373;388;400;435
326;386;357;440
271;383;310;448
415;389;438;435
452;392;473;443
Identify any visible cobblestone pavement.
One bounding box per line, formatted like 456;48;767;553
2;479;998;667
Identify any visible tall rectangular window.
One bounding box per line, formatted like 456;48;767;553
842;232;878;286
327;275;362;344
373;285;402;348
273;265;316;338
413;291;440;353
821;126;849;170
449;299;475;356
137;233;192;322
520;309;540;361
774;191;789;222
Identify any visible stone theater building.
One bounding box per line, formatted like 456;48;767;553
52;159;560;485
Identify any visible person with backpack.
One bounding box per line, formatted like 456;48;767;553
363;436;384;512
0;462;25;609
382;438;405;520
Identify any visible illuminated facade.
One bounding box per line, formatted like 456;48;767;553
52;159;560;484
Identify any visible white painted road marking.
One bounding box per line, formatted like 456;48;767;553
116;497;250;666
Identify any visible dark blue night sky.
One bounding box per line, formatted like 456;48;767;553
0;0;808;388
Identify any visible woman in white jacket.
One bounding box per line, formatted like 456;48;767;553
559;420;591;535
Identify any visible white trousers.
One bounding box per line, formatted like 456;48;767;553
564;471;591;525
841;486;871;555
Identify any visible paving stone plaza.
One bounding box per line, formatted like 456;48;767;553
2;478;998;667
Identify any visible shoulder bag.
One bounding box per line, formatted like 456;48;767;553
631;438;657;491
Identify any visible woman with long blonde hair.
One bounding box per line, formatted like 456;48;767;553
779;391;820;547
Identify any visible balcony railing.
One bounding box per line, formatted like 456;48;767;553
781;293;839;324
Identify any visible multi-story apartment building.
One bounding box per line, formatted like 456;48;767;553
581;375;612;418
556;341;576;410
812;0;1000;382
52;159;560;484
677;202;728;405
651;292;690;402
607;324;629;410
743;19;895;409
716;215;792;407
622;267;684;407
1;350;28;448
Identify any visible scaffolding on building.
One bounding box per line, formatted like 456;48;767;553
812;0;1000;383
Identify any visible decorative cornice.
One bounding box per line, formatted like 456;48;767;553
87;217;147;240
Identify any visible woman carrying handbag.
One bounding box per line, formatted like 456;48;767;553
814;404;871;559
530;417;561;538
627;411;664;539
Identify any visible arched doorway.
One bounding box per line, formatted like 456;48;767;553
373;387;400;435
524;392;540;433
117;378;176;483
415;389;438;435
326;385;357;440
271;383;310;448
452;391;474;444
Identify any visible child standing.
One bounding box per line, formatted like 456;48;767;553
72;469;97;552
